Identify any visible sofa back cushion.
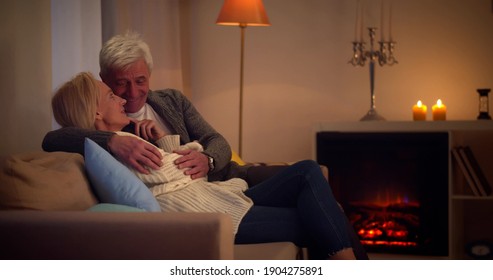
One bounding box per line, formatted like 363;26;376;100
0;151;98;210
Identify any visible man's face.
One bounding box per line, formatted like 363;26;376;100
101;59;150;113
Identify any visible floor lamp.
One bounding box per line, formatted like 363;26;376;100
216;0;270;158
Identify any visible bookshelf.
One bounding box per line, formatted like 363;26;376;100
313;121;493;259
448;127;493;259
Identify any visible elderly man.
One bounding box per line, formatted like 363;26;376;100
43;32;240;181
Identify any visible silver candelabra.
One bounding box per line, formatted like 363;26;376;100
349;27;397;121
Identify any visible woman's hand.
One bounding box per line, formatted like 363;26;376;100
131;119;166;141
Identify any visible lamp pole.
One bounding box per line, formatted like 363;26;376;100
216;0;270;158
238;24;246;157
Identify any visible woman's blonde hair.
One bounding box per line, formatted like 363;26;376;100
52;72;100;129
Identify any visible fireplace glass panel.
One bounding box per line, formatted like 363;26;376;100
316;132;449;256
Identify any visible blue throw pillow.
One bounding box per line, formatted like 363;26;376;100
84;138;161;212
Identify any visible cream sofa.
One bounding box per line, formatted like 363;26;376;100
0;150;365;260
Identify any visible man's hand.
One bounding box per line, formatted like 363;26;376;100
108;134;163;174
131;119;165;141
173;149;209;179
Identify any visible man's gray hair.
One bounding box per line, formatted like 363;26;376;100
99;31;153;76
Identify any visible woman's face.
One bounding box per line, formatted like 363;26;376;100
95;81;130;131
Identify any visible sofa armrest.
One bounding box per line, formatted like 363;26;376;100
0;211;234;260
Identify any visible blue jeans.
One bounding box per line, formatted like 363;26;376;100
235;160;352;258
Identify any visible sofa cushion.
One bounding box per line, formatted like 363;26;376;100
84;138;161;212
0;151;97;210
231;150;246;165
234;242;304;260
87;203;146;212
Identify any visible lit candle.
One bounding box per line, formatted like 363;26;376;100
380;0;385;41
354;0;361;41
360;2;365;41
389;0;393;41
412;100;427;121
432;99;447;121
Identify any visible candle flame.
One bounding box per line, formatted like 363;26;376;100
436;99;443;107
417;100;422;107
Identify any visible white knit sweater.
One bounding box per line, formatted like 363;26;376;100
115;131;253;234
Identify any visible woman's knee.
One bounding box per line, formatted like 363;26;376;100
296;159;319;168
293;160;321;174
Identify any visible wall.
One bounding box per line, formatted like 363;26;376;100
0;0;52;156
0;0;102;156
1;0;492;162
189;0;493;162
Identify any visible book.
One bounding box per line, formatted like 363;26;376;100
458;146;492;197
451;147;480;196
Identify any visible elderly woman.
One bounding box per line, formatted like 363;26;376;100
51;72;357;259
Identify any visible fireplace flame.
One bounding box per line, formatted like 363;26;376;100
349;192;420;249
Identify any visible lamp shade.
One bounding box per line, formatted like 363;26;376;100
216;0;270;26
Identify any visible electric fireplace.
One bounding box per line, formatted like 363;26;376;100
316;132;449;256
